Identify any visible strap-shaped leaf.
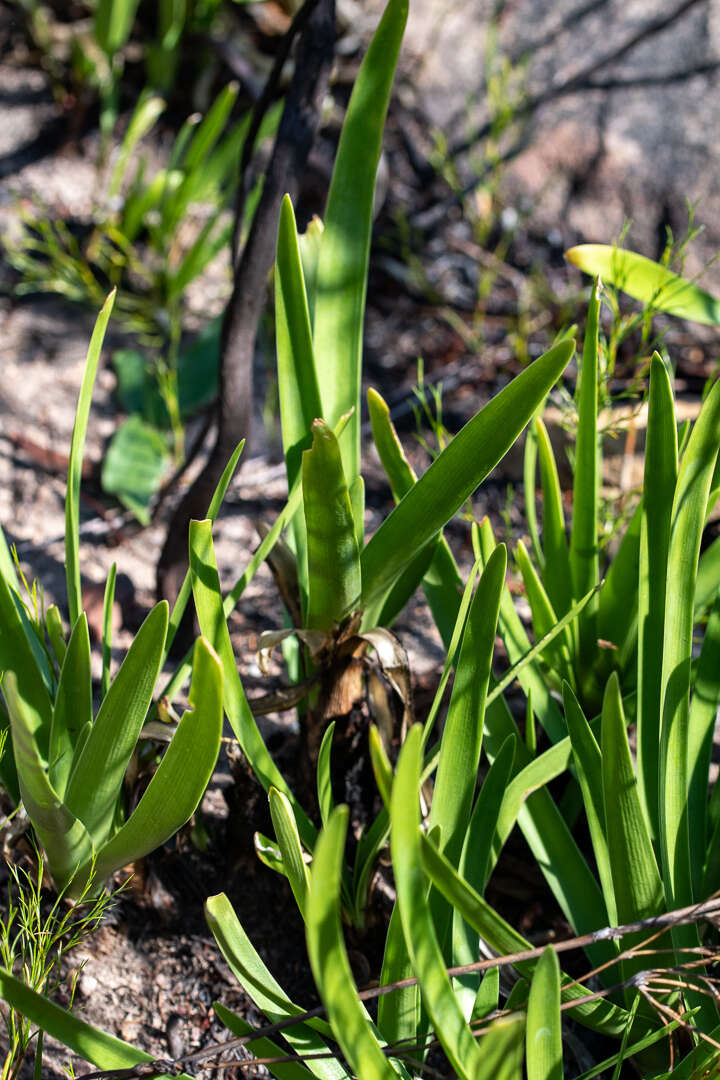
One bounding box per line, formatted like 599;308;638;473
523;423;543;568
566;245;720;325
0;571;53;758
563;684;617;926
421;834;630;1037
526;948;562;1080
189;519;316;849
602;673;663;925
64;601;168;846
516;539;574;686
452;736;515;1016
429;545;506;868
269;787;311;919
306;809;401;1079
3;672;92;891
66;291;115;627
276;195;323;614
459;736;515;897
313;0;408;490
45;604;66;667
392;725;483;1078
275;201;318;455
91;636;223;886
206;892;345;1079
213;1000;316;1080
164;439;244;664
535;417;572;620
636;355;677;843
49;613;92;799
303;420;361;631
661;376;720;907
0;523;19;589
361;340;573;610
595;501;642;677
100;563;116;698
570;281;600;667
689;595;720;895
316;721;335;827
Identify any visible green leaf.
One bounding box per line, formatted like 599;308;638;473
3;672;92;891
108;93;166;199
691;596;720;894
0;570;53;756
0;523;19;590
523;424;543;568
101;562;116;699
361;341;573;610
276;195;324;614
307;808;401;1079
661;376;720;907
313;0;408;489
276;195;323;492
213;1000;316;1080
478;518;565;743
420;832;629;1036
66;291;115;626
636;354;677;843
101;416;171;525
316;721;335;827
535;418;572;620
164;440;243;664
526;948;562;1080
206;892;346;1077
49;614;92;799
516;540;573;685
303;420;361;632
64;601;168;847
569;280;600;668
368;385;466;647
459;735;515;897
189;519;316;849
565;245;720;325
563;684;617;925
45;604;66;667
452;736;515;1014
392;726;484;1079
91;636;223;885
429;544;506;869
269;787;311;919
476;1017;524;1080
94;0;141;55
602;673;663;927
596;501;642;671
